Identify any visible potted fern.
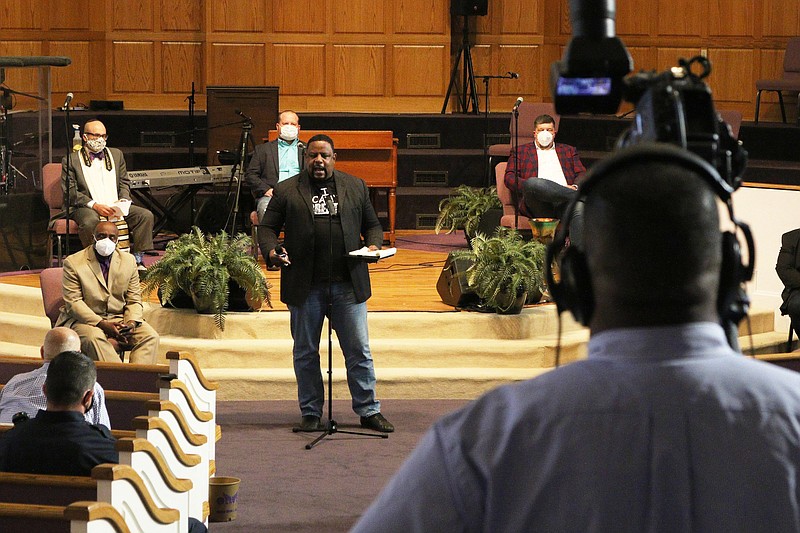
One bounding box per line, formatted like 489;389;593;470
450;227;546;314
435;185;502;244
141;227;271;330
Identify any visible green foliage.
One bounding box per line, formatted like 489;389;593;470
435;185;502;237
141;227;271;330
450;227;546;311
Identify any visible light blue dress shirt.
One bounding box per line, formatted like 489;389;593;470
353;323;800;532
278;138;301;183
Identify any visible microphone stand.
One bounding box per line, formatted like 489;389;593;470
513;102;521;230
478;72;518;187
301;194;388;450
187;82;196;167
63;99;73;256
225;118;252;236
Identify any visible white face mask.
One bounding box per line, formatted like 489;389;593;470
279;125;298;141
536;130;554;147
94;237;116;257
85;137;106;153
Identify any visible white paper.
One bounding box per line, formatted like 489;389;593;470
348;246;397;260
108;199;132;222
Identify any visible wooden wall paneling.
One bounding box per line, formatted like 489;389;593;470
209;43;266;86
761;0;800;37
272;44;325;95
616;0;652;36
112;41;155;93
393;45;447;96
393;0;448;35
333;45;385;96
625;47;656;73
498;0;541;35
211;0;266;33
47;1;93;31
0;41;43;93
333;0;385;34
498;45;540;98
655;0;704;37
709;0;755;37
656;48;701;71
706;48;755;103
160;0;203;32
471;44;492;82
110;0;155;31
48;41;92;95
0;0;40;30
162;41;203;93
272;0;325;34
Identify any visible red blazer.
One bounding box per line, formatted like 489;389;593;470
504;142;586;217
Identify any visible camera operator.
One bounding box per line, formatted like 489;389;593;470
353;145;800;532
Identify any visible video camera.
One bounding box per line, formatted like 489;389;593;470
551;0;747;190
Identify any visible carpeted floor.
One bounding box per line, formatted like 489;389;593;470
211;399;469;532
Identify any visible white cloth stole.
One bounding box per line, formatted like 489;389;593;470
80;156;119;205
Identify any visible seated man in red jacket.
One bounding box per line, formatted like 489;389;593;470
504;114;586;247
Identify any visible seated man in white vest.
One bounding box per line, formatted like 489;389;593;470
61;118;154;268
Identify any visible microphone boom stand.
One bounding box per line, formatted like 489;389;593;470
299;196;388;450
478;72;518;187
513;103;521;230
225;119;252;236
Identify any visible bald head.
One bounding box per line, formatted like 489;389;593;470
42;327;81;361
583;158;722;330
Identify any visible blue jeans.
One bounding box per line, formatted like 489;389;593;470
288;282;380;418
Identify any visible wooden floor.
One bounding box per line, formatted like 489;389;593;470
0;245;456;313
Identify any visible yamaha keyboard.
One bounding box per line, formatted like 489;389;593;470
128;165;235;189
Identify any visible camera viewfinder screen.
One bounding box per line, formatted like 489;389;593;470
556;77;612;96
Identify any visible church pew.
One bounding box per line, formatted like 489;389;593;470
0;464;181;533
756;352;800;372
131;416;208;523
0;501;130;533
0;423;134;440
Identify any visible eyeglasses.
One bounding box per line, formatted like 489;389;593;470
93;233;118;242
85;132;108;140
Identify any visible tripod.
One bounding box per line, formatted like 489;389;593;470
293;197;388;450
441;15;479;114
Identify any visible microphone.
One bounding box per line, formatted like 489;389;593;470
507;72;520;79
63;92;74;109
512;96;524;111
323;195;338;216
234;109;253;122
274;245;291;266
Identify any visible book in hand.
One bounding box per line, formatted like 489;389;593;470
347;247;397;262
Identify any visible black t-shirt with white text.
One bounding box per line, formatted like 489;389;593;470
311;178;350;283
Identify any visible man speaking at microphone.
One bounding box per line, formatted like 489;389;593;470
258;133;394;433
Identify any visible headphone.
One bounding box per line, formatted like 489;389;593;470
545;143;754;334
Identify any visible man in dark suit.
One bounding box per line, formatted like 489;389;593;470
245;110;304;222
258;134;394;433
61;119;154;266
777;228;800;323
504;114;587;246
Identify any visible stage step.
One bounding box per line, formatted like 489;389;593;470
0;282;791;401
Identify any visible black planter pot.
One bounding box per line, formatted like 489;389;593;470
159;281;252;312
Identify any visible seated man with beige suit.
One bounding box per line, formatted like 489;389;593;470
56;221;159;364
